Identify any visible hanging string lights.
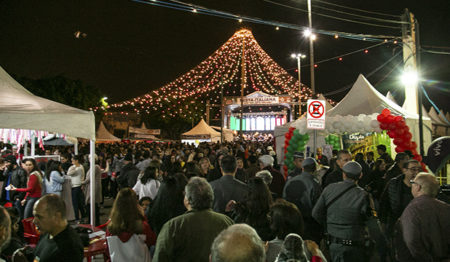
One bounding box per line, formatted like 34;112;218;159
96;29;314;118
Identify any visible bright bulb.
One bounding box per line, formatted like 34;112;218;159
401;70;419;86
311;34;317;41
303;29;311;37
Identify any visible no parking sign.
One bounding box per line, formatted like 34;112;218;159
307;99;326;129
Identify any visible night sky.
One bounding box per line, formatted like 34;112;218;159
1;0;449;112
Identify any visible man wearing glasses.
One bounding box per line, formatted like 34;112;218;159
379;159;421;260
396;173;450;261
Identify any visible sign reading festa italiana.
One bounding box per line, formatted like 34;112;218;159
307;99;326;130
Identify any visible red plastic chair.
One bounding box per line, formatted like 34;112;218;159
22;217;40;245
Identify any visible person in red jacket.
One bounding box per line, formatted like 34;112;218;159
10;158;43;218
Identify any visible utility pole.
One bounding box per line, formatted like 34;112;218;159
240;36;246;139
307;0;315;94
206;100;210;125
401;9;424;156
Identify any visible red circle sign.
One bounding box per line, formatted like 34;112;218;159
308;101;325;118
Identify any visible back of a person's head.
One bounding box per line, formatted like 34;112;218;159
270;199;304;239
108;188;143;235
415;172;440;197
211;224;265;262
255;170;272;185
185;177;214;210
276;233;308;262
395;152;409;162
39;194;67;220
246;177;272;215
221;155;237;174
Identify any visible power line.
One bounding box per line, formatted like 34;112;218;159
421;48;450;55
310;2;407;25
322;51;402;96
263;0;401;29
135;0;400;42
314;0;401;18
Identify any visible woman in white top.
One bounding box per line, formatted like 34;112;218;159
67;155;86;221
133;166;160;200
44;160;65;196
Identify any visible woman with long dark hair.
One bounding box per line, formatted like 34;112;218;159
132;166;160;200
228;177;273;241
148;173;187;235
43;160;65;196
10;158;43;218
106;188;156;261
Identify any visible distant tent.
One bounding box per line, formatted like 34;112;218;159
439;109;450;125
428;107;448;126
210;126;235;142
96;121;121;143
141;122;147;129
181;119;221;144
386;91;398;105
317;94;333;111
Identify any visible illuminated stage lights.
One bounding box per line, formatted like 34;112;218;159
104;29;313;116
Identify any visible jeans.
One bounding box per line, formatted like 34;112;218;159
71;186;86;220
24;197;39;218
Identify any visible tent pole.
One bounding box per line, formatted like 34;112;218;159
31;134;35;156
89;140;96;227
24;142;28;157
74;141;79;155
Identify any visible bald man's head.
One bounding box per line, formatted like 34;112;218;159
211;224;265;262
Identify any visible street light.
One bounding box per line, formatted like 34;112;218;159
291;53;306;119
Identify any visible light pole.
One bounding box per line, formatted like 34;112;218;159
291;53;306;118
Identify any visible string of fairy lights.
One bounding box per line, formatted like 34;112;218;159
95;29;316;119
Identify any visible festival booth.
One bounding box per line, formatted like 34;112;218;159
128;122;161;140
279;74;432;175
96;121;121;143
181;119;221;146
0;66;98;226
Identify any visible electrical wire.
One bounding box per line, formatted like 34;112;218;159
322;51;402;96
310;2;408;24
313;0;401;18
262;0;401;29
303;41;388;67
421;48;450;55
420;84;450;125
134;0;400;42
373;59;403;86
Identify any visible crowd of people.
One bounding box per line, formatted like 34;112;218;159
0;139;448;262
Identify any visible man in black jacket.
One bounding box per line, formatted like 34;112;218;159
379;159;421;260
117;153;140;189
384;152;409;182
322;150;352;188
1;156;27;215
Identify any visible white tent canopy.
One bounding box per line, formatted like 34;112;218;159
0;66;97;226
328;74;418;118
181;119;221;142
96;121;121;142
386;91;398;105
317;93;333;111
0;67;95;139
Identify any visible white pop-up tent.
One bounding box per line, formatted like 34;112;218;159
96;121;121;142
0;66;97;226
181;119;221;145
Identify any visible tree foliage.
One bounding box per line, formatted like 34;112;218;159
14;75;102;110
